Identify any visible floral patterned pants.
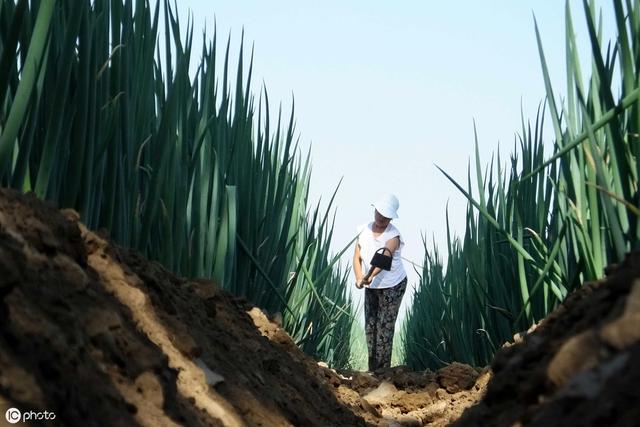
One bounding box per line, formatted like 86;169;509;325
364;277;407;371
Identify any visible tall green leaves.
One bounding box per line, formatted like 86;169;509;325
402;0;640;369
0;0;55;169
0;0;356;368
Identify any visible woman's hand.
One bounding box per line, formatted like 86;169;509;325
356;275;371;289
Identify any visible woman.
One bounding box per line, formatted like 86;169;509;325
353;193;407;371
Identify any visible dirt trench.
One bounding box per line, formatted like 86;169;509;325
0;188;486;426
0;187;638;426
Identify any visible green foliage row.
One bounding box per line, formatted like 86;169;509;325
0;0;356;368
402;0;640;370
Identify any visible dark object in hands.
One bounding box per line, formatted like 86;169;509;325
370;247;393;271
357;248;393;289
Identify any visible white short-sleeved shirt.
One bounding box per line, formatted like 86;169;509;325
357;222;407;289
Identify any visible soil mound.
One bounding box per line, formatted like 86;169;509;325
0;188;485;426
454;251;640;426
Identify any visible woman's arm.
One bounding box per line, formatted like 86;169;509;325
353;243;364;286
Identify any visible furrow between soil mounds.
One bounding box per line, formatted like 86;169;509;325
0;187;492;427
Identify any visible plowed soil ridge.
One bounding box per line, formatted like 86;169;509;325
453;250;640;427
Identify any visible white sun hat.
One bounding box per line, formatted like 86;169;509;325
372;194;400;219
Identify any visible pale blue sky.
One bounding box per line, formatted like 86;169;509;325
172;1;616;317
